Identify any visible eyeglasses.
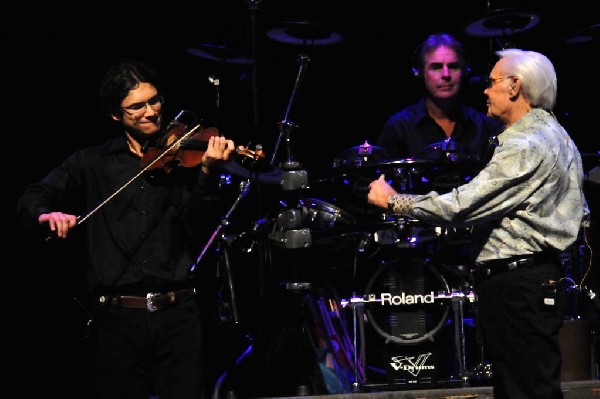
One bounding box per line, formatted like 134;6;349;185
121;94;164;115
484;76;515;89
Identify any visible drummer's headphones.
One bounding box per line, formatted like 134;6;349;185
411;33;471;78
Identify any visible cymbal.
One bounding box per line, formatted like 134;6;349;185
310;157;482;183
266;21;343;46
565;23;599;44
332;143;393;168
464;8;540;37
186;43;255;65
418;140;479;161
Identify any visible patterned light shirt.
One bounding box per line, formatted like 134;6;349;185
387;108;590;263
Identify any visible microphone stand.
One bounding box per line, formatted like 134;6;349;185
268;52;311;250
209;50;316;398
270;53;310;167
265;51;326;396
191;177;254;325
208;75;220;128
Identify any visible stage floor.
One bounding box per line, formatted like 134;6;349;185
257;379;600;399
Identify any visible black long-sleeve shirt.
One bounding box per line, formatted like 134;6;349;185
17;136;223;295
376;98;504;161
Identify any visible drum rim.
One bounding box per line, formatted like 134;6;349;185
364;258;451;345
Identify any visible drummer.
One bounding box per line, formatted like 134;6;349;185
375;33;503;162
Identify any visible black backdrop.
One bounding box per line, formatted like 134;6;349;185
12;0;599;187
11;1;599;396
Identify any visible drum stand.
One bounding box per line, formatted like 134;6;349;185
268;51;311;249
445;273;491;384
339;296;370;391
340;278;477;390
465;293;493;382
282;280;329;396
223;50;327;396
450;288;470;384
346;299;367;391
214;263;329;398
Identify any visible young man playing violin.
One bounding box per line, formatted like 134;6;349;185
17;60;235;399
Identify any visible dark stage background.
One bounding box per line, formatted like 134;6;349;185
11;0;599;182
11;1;599;397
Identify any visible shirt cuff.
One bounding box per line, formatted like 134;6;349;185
387;194;416;216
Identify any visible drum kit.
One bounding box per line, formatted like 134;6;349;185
187;9;552;395
183;4;600;396
209;131;491;392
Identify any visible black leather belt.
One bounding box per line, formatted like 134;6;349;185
474;252;558;279
98;288;196;312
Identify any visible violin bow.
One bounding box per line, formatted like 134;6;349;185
76;123;203;226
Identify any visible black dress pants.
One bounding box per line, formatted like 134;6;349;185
93;298;204;399
475;260;566;399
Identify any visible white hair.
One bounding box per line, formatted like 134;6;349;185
496;48;557;110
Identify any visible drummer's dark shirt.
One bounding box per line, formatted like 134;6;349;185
376;98;504;161
17;136;222;295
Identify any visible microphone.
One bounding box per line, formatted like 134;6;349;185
163;110;197;135
162;110;185;134
142;110;198;154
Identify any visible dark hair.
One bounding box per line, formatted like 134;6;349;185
98;60;161;117
412;33;469;77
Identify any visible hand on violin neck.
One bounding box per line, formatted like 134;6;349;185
201;136;236;173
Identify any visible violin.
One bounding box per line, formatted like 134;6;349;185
141;123;219;173
140;116;266;174
47;111;267;239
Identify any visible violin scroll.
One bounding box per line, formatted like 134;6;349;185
236;143;270;171
236;144;265;161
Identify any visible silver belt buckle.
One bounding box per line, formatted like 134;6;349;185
146;292;161;312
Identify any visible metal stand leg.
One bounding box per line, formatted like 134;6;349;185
350;298;366;392
451;291;469;385
467;291;493;382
